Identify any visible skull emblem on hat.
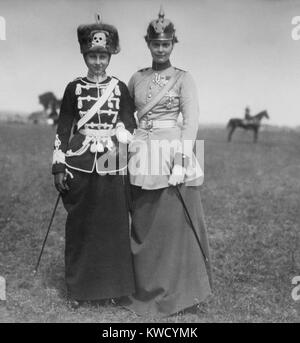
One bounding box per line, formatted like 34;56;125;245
91;31;107;48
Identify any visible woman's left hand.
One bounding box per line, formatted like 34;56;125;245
168;165;186;186
116;126;133;144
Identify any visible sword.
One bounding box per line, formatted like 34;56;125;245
33;193;61;275
174;185;209;263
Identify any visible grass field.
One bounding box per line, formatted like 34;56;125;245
0;122;299;323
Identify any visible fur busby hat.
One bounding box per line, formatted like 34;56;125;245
77;14;120;55
145;6;178;43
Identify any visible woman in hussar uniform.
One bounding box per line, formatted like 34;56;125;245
126;8;212;317
52;14;136;305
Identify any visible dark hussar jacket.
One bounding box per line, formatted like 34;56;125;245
52;76;136;175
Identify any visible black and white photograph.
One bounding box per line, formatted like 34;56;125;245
0;0;299;324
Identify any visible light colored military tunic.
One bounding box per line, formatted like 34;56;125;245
128;66;203;189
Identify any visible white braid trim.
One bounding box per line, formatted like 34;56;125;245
53;149;66;164
65;168;74;179
53;134;65;164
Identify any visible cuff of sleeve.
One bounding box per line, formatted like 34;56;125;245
52;149;66;174
52;163;66;175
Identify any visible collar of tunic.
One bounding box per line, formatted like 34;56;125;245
152;60;171;71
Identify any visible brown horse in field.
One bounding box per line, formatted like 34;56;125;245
227;110;269;143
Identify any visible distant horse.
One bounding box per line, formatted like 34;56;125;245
227;110;269;143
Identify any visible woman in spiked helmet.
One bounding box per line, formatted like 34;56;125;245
52;14;136;307
125;7;212;317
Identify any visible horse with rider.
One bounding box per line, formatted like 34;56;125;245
227;107;269;143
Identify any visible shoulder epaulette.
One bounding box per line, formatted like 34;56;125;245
72;77;82;82
174;67;186;73
138;67;150;73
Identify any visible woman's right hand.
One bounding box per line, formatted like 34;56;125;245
168;165;186;186
54;172;69;193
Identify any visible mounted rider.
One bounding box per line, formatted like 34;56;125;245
244;106;252;121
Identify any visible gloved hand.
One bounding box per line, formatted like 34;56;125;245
115;125;133;144
168;165;186;186
54;172;69;194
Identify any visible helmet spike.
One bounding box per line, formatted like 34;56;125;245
158;5;165;19
145;7;178;43
95;13;102;24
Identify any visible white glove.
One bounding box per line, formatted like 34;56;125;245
115;125;133;144
168;165;186;186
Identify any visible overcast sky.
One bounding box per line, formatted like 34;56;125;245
0;0;300;126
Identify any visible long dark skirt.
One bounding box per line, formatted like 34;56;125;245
61;170;135;301
126;184;212;317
